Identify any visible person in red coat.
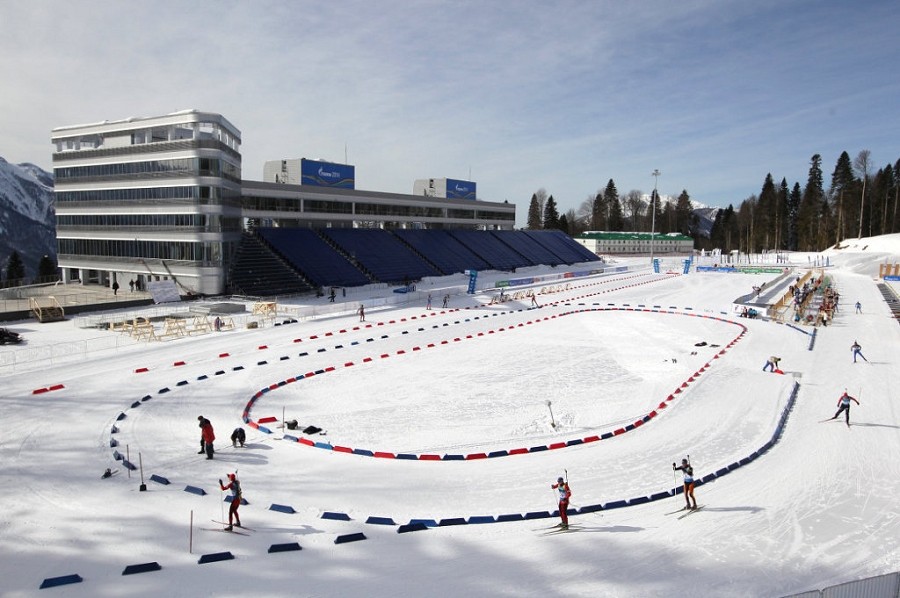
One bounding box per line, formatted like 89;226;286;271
198;416;215;459
551;476;572;529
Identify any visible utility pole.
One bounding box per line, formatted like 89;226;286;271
651;169;661;264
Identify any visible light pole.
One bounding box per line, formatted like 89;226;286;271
651;169;661;265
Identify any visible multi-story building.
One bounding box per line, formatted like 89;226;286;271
52;110;243;295
575;231;694;255
51;110;516;295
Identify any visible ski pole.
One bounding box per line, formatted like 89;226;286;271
220;480;225;526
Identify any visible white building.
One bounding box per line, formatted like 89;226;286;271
52;110;243;296
575;231;694;255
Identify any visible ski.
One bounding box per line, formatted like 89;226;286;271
201;527;249;536
541;524;581;535
664;506;690;515
677;506;705;520
212;520;254;531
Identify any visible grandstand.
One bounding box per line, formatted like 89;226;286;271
229;228;600;296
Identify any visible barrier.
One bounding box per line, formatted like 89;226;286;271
270;504;296;514
150;474;170;485
398;522;429;533
366;516;396;525
334;533;367;544
184;485;206;496
322;511;351;521
198;551;234;564
122;562;161;575
268;542;302;553
39;574;83;589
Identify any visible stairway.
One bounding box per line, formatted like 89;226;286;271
229;233;315;297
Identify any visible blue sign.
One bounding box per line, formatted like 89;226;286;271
466;270;478;294
301;159;355;189
446;178;476;200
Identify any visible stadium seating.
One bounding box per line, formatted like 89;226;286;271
320;228;442;283
258;228;370;288
392;229;491;275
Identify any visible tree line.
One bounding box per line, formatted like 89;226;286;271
525;150;899;252
1;251;59;288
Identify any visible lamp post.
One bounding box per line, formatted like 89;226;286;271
651;169;661;265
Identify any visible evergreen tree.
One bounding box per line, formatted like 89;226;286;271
543;195;560;230
526;193;542;230
591;191;607;230
5;251;25;287
558;213;570;235
755;174;777;251
36;255;58;283
675;190;693;236
776;178;790;250
829;151;856;242
787;182;802;251
854;150;871;238
797;154;825;250
604;180;624;231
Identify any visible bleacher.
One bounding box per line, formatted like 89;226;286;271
257;228;370;288
523;230;600;264
490;230;563;266
229;233;314;296
447;229;530;271
320;228;442;284
393;229;491;275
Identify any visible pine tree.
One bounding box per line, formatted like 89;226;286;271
797;154;825;250
755;174;777;251
558;213;570;235
776;178;790;250
36;255;58;283
675;190;693;236
787;183;802;251
543;195;560;230
591;191;607;230
5;251;25;287
829;151;856;242
604;180;624;231
526;193;542;230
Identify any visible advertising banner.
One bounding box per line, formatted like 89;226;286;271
445;178;476;200
301;159;355;189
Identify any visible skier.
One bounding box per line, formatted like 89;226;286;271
230;427;246;448
198;416;215;459
531;294;540;307
442;294;449;309
855;301;861;313
550;476;572;529
218;473;242;530
830;391;860;426
762;356;781;372
673;458;697;510
357;304;365;322
850;341;868;363
426;293;432;310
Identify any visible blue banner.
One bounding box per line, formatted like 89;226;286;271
301;159;355;189
467;270;478;294
446;178;476;200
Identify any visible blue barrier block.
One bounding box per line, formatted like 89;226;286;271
600;432;614;440
524;511;553;520
314;369;325;375
409;519;438;528
111;425;118;434
197;375;208;381
268;542;302;553
150;474;170;485
316;348;326;353
141;395;152;402
225;496;249;506
215;370;225;376
334;344;344;349
277;380;287;387
184;485;206;496
122;562;161;575
649;491;670;501
176;380;188;386
335;532;367;544
299;352;309;357
602;500;627;510
352;448;374;457
113;450;123;460
739;457;752;465
701;473;717;483
439;518;467;527
283;434;298;442
398;522;428;533
624;423;635;431
628;496;649;505
258;426;272;434
116;412;127;421
395;453;418;460
442;454;465;461
566;439;584;447
715;467;729;477
110;438;118;447
280;356;290;361
467;516;496;524
130;401;141;408
528;445;548;453
158;388;169;394
232;365;244;371
257;361;268;366
313;441;332;449
496;513;524;523
488;450;509;458
578;504;604;514
322;511;351;521
39;574;83;589
198;551;234;564
366;516;396;526
270;504;296;514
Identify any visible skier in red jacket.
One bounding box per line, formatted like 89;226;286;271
199;416;215;460
551;476;572;529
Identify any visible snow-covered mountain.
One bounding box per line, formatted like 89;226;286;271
0;157;56;280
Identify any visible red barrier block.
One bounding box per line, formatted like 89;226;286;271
508;448;528;455
47;384;65;392
309;335;318;339
412;347;421;351
396;350;406;355
298;438;315;446
680;382;689;388
325;366;335;372
339;329;347;333
333;446;353;453
268;384;279;390
174;361;186;367
466;453;488;460
32;387;49;395
548;442;566;450
583;435;600;443
293;339;302;343
440;340;449;345
325;332;333;336
305;372;316;377
613;428;626;435
633;420;644;428
373;451;395;459
344;362;355;367
258;416;278;424
134;367;149;373
648;410;658;418
380;354;389;359
419;454;441;461
427;343;435;348
453;337;461;342
219;353;230;358
658;402;668;409
248;421;260;430
363;357;373;363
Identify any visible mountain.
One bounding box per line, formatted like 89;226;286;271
0;157;56;281
691;206;719;239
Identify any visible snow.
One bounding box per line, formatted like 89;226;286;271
1;236;899;597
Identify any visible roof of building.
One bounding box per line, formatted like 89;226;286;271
577;231;693;241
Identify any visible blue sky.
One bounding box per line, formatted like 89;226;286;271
1;0;898;227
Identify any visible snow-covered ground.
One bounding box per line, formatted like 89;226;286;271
1;236;899;598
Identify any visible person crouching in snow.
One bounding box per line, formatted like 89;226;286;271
763;356;781;372
551;476;572;529
230;427;246;448
219;473;242;530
